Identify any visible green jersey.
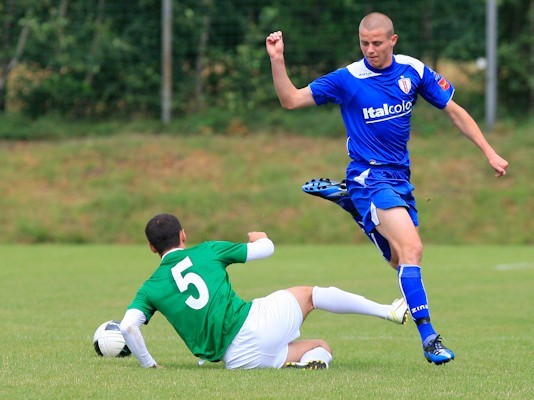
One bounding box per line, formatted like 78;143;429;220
128;241;251;362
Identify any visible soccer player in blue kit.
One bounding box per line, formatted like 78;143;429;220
266;12;509;365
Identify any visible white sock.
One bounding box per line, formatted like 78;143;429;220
312;286;391;319
300;347;333;365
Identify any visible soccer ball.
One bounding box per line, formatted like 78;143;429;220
93;320;131;357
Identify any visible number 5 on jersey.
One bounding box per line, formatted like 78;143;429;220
171;256;209;310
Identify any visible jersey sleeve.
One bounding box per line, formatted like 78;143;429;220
418;66;455;109
246;237;274;261
128;286;157;323
207;241;248;265
309;68;345;106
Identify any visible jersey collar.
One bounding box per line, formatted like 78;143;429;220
161;247;184;261
363;55;397;75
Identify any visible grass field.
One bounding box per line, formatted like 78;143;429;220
1;244;533;399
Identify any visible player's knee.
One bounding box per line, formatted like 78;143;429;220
315;339;331;354
413;241;423;260
286;286;315;316
401;241;423;264
388;253;399;268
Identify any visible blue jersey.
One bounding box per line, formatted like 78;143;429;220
309;55;455;168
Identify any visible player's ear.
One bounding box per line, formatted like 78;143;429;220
179;229;186;247
390;34;398;47
148;242;158;254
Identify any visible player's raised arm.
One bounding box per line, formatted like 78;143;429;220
246;231;274;261
120;309;160;368
443;100;509;177
266;31;316;110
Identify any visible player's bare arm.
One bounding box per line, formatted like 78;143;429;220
443;100;509;177
266;31;316;109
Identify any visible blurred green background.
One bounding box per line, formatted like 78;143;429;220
0;0;532;244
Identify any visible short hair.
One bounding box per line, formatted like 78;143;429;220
359;12;395;37
145;213;182;254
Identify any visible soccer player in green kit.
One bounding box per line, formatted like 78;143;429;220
120;213;409;370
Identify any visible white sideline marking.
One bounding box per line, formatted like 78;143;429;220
496;263;534;271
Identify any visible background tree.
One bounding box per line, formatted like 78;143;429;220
498;0;533;116
0;0;31;111
0;0;530;120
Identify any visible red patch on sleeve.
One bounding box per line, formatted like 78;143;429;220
438;77;450;91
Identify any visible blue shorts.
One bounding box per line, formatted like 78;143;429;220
339;196;392;262
346;162;418;235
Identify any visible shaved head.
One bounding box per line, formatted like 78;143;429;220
359;12;395;37
358;12;398;69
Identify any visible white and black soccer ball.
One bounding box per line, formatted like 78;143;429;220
93;320;131;357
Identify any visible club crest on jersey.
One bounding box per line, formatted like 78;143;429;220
438;77;450;91
398;77;411;94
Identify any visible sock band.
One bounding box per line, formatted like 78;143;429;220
416;317;431;326
398;264;421;278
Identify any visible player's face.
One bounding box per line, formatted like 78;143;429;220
359;28;397;69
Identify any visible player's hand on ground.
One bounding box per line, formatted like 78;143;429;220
266;31;284;58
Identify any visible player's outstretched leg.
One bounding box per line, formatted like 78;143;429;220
311;286;409;324
302;178;392;262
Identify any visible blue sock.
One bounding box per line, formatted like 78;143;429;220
397;265;437;345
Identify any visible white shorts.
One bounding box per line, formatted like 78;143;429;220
222;290;303;369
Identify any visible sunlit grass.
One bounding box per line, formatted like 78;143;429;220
1;244;533;399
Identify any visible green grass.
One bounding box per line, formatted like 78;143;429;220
1;244;533;399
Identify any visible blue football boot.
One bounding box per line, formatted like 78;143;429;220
301;178;355;213
423;335;455;365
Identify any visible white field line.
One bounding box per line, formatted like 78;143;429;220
495;262;534;271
